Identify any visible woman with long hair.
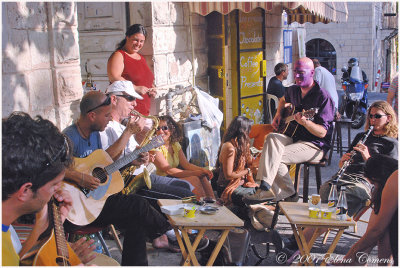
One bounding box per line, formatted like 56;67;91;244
152;115;215;200
107;24;156;115
216;116;259;206
343;155;398;265
320;100;398;216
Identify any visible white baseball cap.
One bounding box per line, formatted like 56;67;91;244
105;81;143;100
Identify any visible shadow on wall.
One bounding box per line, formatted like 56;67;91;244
2;2;78;127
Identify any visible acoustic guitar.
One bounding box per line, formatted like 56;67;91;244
32;199;81;266
63;135;164;226
277;105;318;137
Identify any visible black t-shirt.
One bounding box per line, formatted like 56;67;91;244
267;76;285;99
345;132;398;174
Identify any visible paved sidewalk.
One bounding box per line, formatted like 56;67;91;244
103;91;388;265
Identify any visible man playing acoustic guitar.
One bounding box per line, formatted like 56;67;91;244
2;112;88;265
62;90;174;266
244;57;335;204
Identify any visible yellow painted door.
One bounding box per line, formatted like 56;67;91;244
231;9;266;124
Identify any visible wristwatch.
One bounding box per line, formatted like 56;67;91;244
247;167;251;174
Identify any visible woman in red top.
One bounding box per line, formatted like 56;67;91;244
107;24;156;115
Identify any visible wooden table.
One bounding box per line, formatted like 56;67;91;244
158;199;244;266
279;202;355;266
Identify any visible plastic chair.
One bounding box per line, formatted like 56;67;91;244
266;94;279;124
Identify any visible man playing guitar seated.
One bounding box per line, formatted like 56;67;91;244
62;90;173;265
244;57;335;204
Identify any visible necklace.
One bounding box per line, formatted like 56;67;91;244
372;132;385;138
76;121;91;146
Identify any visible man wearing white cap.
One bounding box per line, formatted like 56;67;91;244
101;81;194;200
100;81;202;249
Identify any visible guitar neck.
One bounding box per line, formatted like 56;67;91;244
105;137;162;174
51;201;70;260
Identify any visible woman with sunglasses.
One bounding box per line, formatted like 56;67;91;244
107;24;156;116
152;115;215;200
318;100;398;215
283;101;398;257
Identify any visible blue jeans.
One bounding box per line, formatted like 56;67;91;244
137;174;194;206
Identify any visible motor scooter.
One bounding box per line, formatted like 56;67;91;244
339;65;368;129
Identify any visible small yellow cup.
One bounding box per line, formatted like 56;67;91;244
309;208;320;219
321;209;332;220
184;206;196;218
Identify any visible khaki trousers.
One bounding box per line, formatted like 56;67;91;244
256;133;324;201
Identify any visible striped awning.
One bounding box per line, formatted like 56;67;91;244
188;2;348;24
283;2;348;24
188;2;274;16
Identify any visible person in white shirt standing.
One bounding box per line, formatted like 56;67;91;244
312;59;339;114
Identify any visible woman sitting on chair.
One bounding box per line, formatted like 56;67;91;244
343;155;398;265
216;116;259;207
152;115;215;200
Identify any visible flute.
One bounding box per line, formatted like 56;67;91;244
332;126;374;182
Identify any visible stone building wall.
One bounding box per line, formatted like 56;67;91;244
2;2;82;129
265;8;298;88
305;2;378;89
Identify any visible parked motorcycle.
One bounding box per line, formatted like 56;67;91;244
339;58;368;129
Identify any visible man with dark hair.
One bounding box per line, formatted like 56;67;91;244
2;112;74;265
267;63;289;117
267;63;289;99
62;90;175;266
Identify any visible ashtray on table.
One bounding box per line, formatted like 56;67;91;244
199;206;219;215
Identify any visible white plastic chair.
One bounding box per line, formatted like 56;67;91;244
266;94;279;123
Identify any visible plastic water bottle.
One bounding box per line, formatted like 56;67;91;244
336;186;348;221
89;234;103;254
327;183;338;213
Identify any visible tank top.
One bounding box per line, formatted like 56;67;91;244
117;49;154;115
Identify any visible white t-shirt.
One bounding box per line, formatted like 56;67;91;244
100;120;144;176
10;225;22;254
314;66;339;109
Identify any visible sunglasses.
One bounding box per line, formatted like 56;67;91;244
369;114;387;119
116;94;136;102
157;126;169;131
86;95;111;114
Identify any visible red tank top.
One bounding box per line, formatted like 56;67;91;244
118;49;154;115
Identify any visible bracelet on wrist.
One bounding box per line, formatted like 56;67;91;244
247;167;251;174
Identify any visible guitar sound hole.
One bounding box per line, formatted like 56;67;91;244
56;257;71;266
92;168;108;183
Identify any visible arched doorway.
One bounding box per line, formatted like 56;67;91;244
306;38;337;75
